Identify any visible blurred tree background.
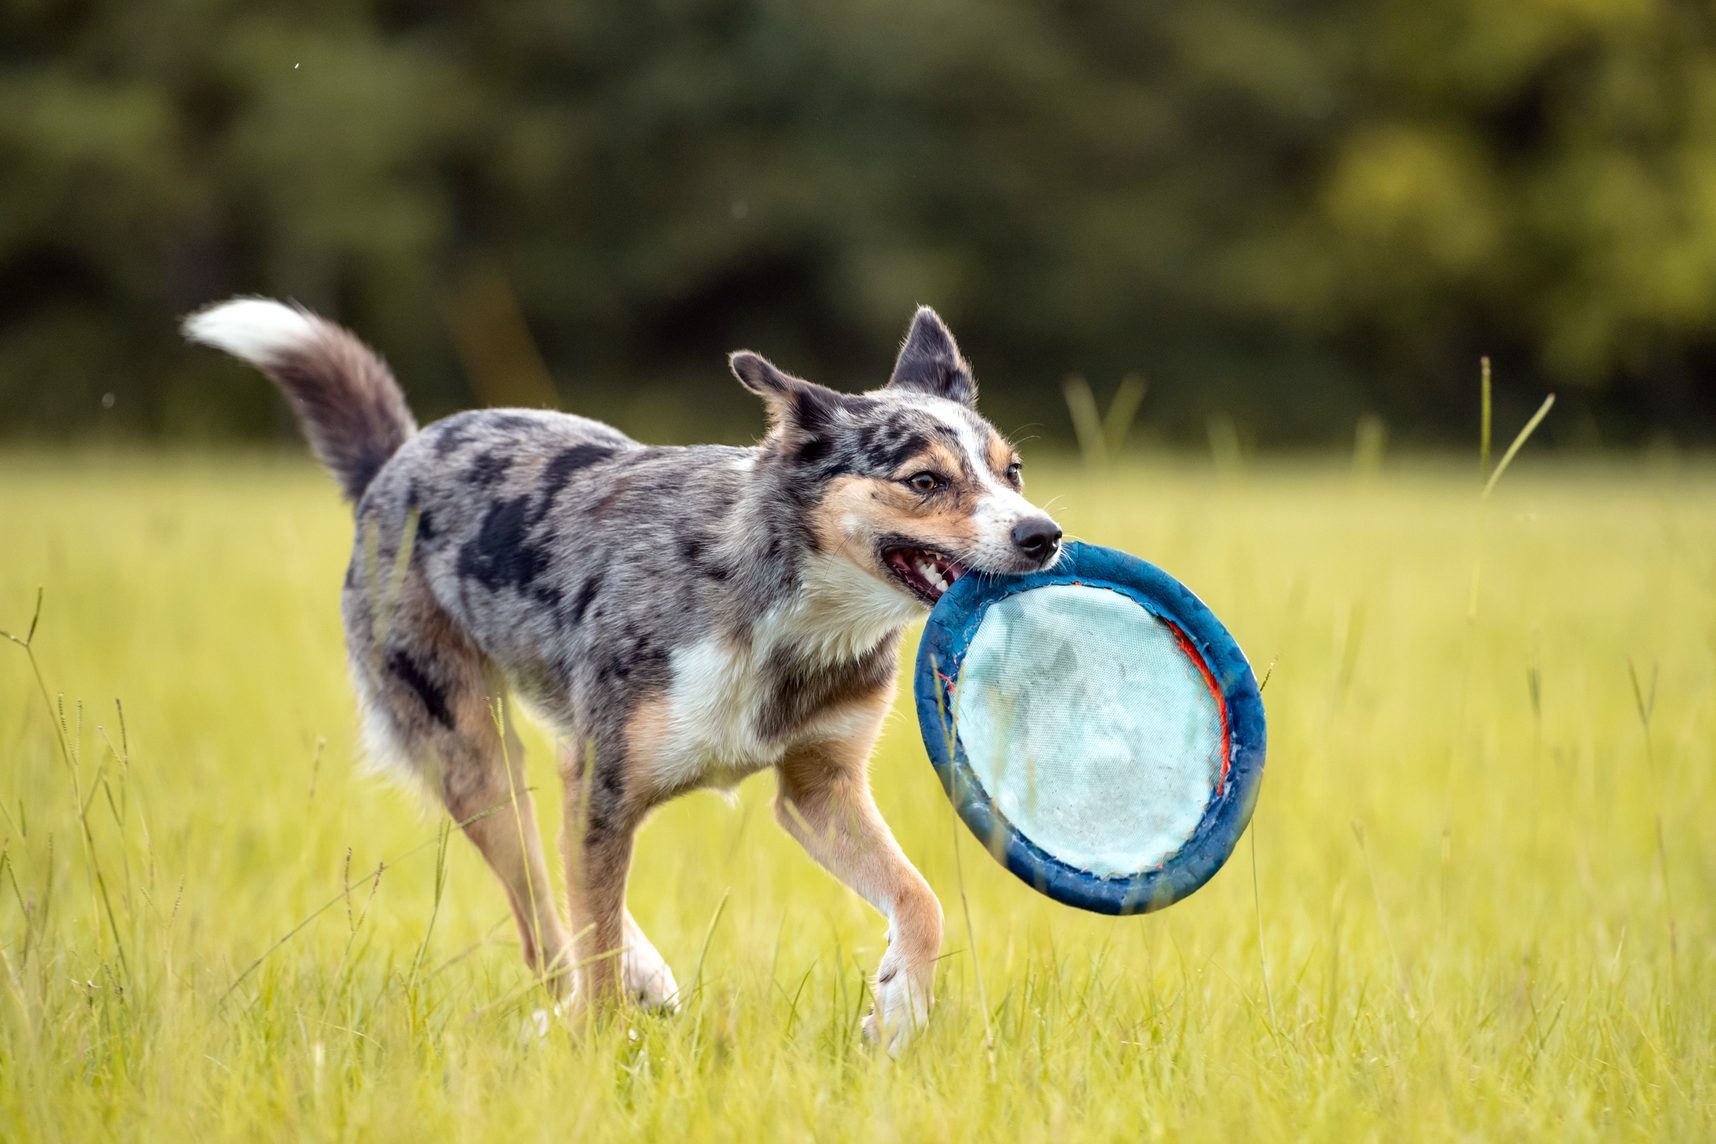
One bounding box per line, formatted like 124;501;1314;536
4;0;1715;447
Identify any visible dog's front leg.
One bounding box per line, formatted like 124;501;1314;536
776;740;943;1054
558;746;678;1012
559;756;639;1022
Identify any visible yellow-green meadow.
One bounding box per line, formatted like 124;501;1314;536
2;451;1711;1140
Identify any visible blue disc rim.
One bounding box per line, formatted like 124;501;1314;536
914;541;1266;916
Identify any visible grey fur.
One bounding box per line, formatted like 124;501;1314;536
350;404;884;770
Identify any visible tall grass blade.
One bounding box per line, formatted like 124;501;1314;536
1626;657;1678;992
1102;373;1148;457
1208;415;1243;477
1479;356;1493;480
1061;376;1107;469
1482;394;1555;500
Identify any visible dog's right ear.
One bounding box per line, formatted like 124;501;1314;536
886;306;976;406
729;350;843;438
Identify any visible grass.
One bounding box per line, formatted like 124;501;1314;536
1;447;1712;1140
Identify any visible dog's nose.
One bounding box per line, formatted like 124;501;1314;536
1011;518;1062;563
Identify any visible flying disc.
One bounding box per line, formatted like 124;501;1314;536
914;542;1265;915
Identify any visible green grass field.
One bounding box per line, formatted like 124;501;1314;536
1;450;1712;1140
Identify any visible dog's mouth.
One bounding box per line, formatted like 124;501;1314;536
880;544;969;604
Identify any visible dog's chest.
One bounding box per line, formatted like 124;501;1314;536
643;628;893;792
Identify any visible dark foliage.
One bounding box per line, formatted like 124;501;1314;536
4;0;1715;445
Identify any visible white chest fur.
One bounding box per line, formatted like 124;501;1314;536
643;556;916;793
650;634;784;789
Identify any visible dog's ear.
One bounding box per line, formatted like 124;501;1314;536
729;350;843;438
886;306;976;406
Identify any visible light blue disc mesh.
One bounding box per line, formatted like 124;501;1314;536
954;583;1225;877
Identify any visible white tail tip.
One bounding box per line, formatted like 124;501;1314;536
182;297;320;365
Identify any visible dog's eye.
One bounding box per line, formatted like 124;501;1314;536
1004;461;1023;486
905;471;945;495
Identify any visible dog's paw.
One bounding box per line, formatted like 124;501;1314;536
624;939;680;1013
862;947;933;1056
520;1000;569;1044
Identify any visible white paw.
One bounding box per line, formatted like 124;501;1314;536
521;998;653;1045
862;947;933;1056
624;939;680;1013
520;1001;567;1044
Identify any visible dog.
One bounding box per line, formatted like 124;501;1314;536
183;299;1062;1050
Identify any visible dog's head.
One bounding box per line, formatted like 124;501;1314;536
731;307;1061;609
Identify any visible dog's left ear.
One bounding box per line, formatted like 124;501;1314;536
729;350;843;437
886;306;976;407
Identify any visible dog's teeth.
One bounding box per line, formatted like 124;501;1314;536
896;550;953;596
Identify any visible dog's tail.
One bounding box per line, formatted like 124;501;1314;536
183;297;417;502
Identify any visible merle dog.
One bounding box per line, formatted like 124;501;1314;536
184;299;1062;1050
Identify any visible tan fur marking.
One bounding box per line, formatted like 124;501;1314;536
624;692;674;773
803;678;895;745
810;474;984;570
775;722;942;1051
901;441;966;480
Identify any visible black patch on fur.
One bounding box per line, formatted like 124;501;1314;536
386;649;454;729
826;412;938;478
597;762;624;813
852;421;886;460
874;431;930;473
533;582;563;614
680;537;732;581
432;417;474;457
568;573;603;624
796;435;833;467
467;451;511;486
585;757;626;838
598;631;669;687
598;765;624;797
457;496;548;593
545;443;617;488
535;443;618;523
406;483;437;544
792;387;839;435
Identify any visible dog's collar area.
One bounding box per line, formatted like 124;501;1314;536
881;544;968;604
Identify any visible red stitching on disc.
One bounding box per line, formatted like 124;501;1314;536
1163;616;1232;791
